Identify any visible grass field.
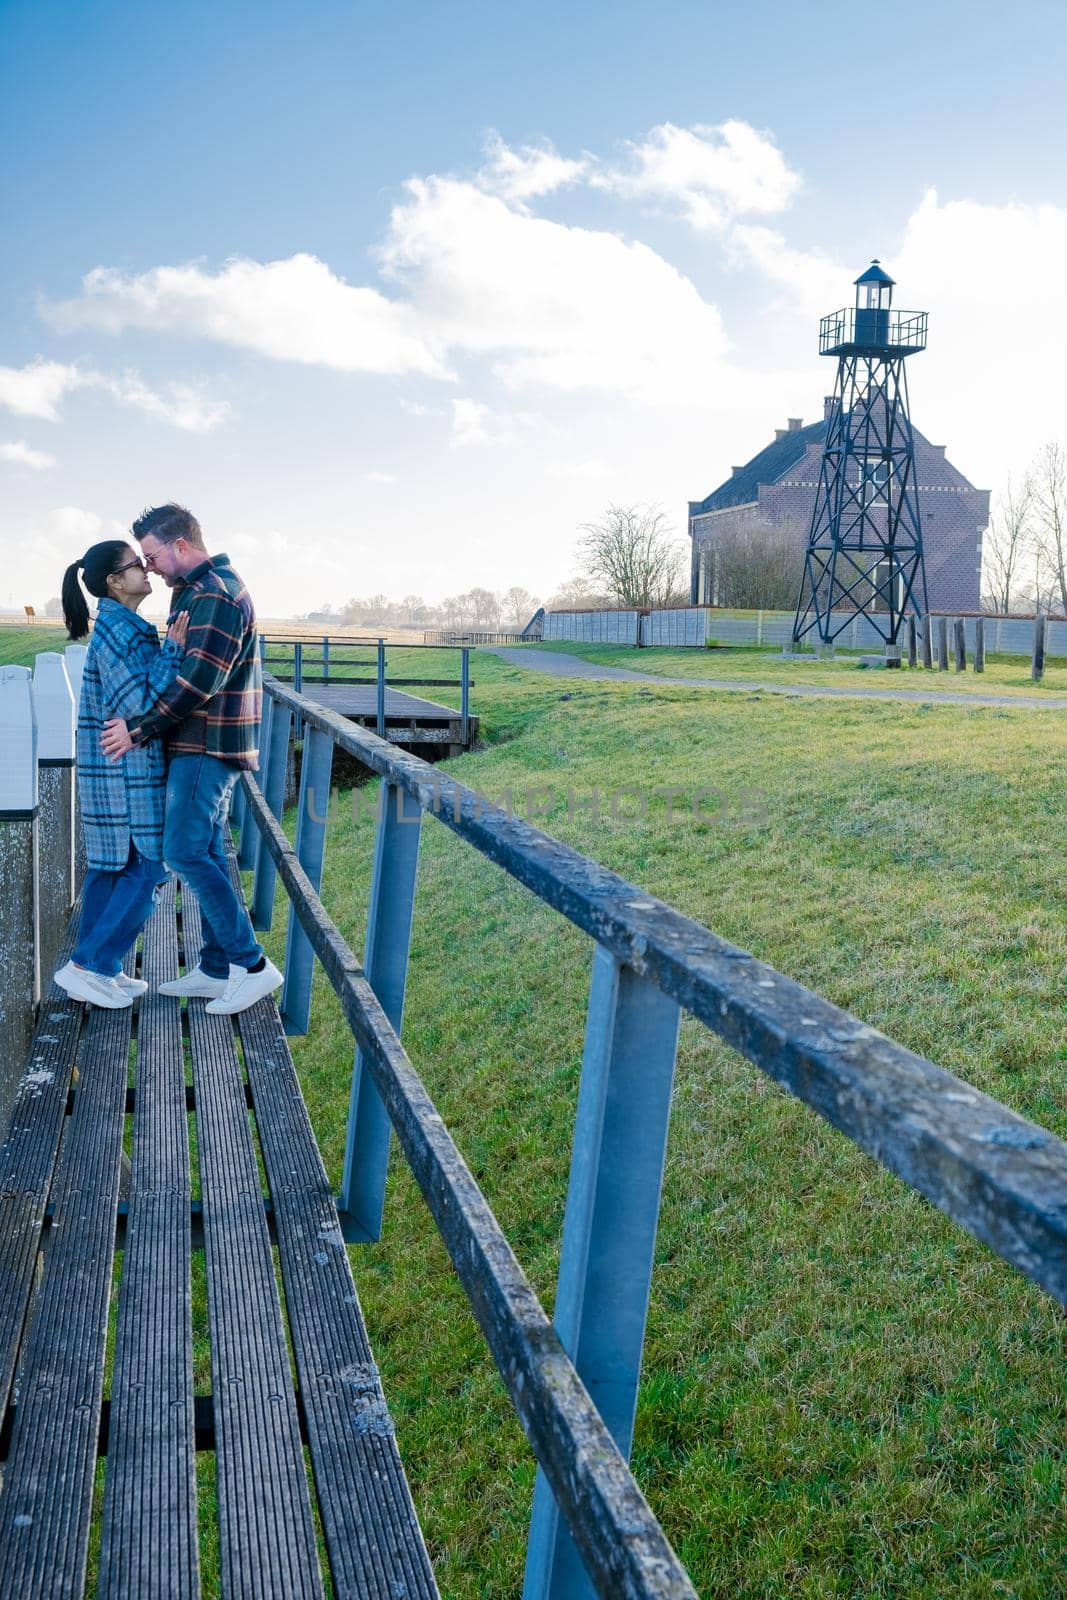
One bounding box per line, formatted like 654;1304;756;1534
3;625;1064;1596
520;639;1067;697
252;651;1065;1597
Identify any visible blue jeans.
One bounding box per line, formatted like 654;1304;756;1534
73;844;167;977
164;754;262;978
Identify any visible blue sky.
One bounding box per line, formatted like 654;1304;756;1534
3;0;1066;617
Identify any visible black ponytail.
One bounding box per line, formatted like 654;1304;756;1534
60;539;136;640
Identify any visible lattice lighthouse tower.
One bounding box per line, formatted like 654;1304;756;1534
792;261;930;649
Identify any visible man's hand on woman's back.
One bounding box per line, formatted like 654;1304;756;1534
102;718;133;761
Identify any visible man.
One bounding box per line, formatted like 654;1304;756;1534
101;503;282;1015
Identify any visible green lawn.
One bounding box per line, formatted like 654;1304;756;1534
521;638;1067;697
251;653;1065;1598
0;621;68;664
7;623;1063;1595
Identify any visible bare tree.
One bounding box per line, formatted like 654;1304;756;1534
1031;441;1067;616
982;474;1035;614
707;520;806;610
464;588;503;628
548;575;613;609
577;504;685;608
503;585;539;630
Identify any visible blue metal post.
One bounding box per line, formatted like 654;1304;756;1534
281;726;334;1035
237;693;270;870
523;945;681;1600
250;699;292;932
322;634;330;684
293;641;303;738
338;781;422;1239
376;639;386;737
460;647;470;747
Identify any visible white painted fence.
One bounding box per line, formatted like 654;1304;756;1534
543;608;1067;657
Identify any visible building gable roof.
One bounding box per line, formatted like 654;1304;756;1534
691;418;981;517
691;421;827;514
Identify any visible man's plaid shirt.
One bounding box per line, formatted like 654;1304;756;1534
78;598;183;870
129;554;262;769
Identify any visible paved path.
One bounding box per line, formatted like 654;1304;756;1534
486;647;1067;711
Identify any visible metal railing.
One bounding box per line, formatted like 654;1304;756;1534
819;306;928;354
233;672;1067;1600
259;634;472;743
421;629;538;646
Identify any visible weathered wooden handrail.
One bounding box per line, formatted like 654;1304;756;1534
239;671;1067;1600
258;676;1067;1307
241;773;698;1599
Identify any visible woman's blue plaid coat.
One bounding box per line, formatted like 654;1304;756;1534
77;598;182;871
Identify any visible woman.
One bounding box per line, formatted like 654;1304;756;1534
56;540;188;1007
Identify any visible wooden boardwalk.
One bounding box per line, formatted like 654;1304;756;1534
0;878;438;1599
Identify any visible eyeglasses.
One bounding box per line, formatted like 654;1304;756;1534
113;557;146;575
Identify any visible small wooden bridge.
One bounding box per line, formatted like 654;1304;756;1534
0;653;1065;1597
261;634;479;752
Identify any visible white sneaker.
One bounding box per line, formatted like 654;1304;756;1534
54;961;133;1010
113;972;149;997
205;959;283;1016
157;966;229;999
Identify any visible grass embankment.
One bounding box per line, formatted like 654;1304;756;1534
5;623;1062;1594
524;639;1067;697
0;622;65;664
253;652;1065;1598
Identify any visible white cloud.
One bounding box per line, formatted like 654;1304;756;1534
594;120;803;230
0;359;84;420
477;134;590;202
381;176;731;403
51;506;103;541
889;188;1067;483
96;372;231;433
46;254;448;379
450;398;496;447
0;439;56;469
366;469;398;483
0;356;229;432
726;224;845;319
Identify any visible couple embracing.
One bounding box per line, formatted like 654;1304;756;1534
55;503;282;1016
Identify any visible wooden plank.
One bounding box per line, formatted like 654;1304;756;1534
181;886;323;1600
236;996;439;1600
0;921;84;1420
97;881;199;1600
0;954;133;1599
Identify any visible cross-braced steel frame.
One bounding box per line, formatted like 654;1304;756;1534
793;351;929;646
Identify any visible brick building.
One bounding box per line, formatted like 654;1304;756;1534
689;402;989;613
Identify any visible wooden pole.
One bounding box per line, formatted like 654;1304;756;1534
907;615;917;668
32;654;75;988
974;617;986;674
0;667;39;1111
953;619;967;673
1032;612;1046;681
937;615;949;671
921;615;933;669
64;644;88;892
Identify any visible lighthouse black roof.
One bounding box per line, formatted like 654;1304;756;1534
854;258;895;287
